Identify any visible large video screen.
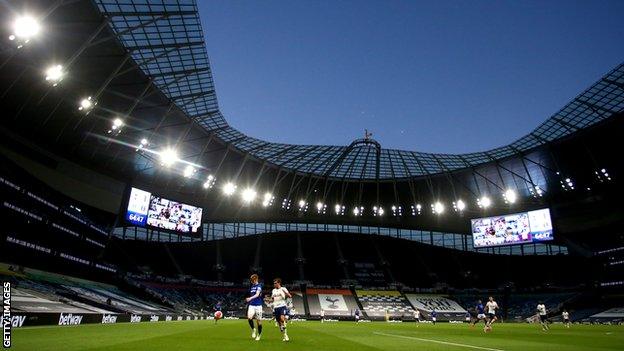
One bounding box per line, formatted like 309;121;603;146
471;208;553;248
125;187;203;235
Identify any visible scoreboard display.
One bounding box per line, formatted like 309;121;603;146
471;208;553;248
125;187;151;226
125;187;203;235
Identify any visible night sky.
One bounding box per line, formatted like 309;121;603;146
198;0;624;154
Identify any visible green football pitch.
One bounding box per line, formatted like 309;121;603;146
9;320;624;351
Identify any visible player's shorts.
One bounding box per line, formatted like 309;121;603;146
477;313;486;319
247;305;263;320
487;313;496;319
539;315;547;322
432;317;437;322
273;306;288;319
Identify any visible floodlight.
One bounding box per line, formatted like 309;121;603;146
112;118;123;129
222;182;237;196
107;118;124;134
241;188;257;203
352;206;364;216
262;193;274;207
456;199;466;211
596;168;611;182
373;206;384;216
334;204;345;215
391;205;402;216
80;99;92;109
433;202;444;214
159;148;178;167
479;196;491;208
535;186;543;196
281;198;291;210
10;15;40;44
78;96;95;112
183;165;195;178
135;138;149;152
45;64;64;85
316;202;324;210
504;189;517;204
202;174;216;189
298;200;308;212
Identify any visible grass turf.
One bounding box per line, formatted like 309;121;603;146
10;320;624;351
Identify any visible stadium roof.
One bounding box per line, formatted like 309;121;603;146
1;0;623;242
95;0;624;180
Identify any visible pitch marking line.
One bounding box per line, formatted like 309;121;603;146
373;331;506;351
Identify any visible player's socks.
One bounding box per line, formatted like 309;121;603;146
258;324;263;335
248;319;255;329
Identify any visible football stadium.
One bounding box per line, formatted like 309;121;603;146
1;0;623;350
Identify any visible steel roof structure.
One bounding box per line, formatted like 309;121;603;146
0;0;623;246
95;0;624;180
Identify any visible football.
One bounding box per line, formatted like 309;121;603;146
214;311;223;320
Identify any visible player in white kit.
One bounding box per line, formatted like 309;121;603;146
537;302;549;331
562;310;570;328
485;296;499;332
269;278;292;342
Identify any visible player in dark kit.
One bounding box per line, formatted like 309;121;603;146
471;300;487;327
214;301;222;324
245;274;264;341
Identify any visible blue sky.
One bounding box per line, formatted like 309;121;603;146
198;0;624;154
